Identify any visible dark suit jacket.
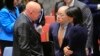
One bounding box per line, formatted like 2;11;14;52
13;13;44;56
79;0;100;15
55;0;93;48
49;22;72;56
79;0;100;55
68;24;88;56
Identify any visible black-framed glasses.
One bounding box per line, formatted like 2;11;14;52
56;13;66;17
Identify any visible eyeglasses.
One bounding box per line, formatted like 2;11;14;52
56;13;66;17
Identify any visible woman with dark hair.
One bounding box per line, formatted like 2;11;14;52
0;0;20;55
66;6;83;25
63;6;88;56
54;2;93;56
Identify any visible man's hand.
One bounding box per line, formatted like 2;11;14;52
97;4;100;10
36;25;42;34
63;46;73;56
0;46;1;56
98;39;100;51
98;39;100;45
85;48;89;56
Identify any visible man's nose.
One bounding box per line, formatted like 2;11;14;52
57;15;61;19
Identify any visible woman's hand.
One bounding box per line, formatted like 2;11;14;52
63;46;73;56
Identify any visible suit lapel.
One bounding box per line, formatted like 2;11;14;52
54;23;60;49
61;24;72;48
55;23;72;48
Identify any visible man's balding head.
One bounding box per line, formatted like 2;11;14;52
57;6;69;25
25;1;41;21
58;6;68;13
25;1;41;11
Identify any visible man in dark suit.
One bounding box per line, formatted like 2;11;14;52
86;0;100;56
55;0;93;55
49;6;72;56
79;0;100;56
13;1;44;56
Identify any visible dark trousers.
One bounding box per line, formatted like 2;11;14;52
93;14;100;56
0;40;13;56
42;41;55;56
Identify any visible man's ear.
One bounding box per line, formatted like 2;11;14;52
27;8;33;14
30;9;33;14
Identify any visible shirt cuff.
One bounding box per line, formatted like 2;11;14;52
97;4;100;10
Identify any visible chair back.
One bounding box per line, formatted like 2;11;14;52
3;47;13;56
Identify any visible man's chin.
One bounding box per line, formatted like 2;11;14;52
57;21;61;23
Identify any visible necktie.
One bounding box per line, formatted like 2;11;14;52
58;26;65;47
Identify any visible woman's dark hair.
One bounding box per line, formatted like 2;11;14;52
5;0;15;10
0;0;4;10
66;6;83;26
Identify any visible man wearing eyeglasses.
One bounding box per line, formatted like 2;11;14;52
55;0;93;56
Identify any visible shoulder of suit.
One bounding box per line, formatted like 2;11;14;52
56;1;64;6
15;13;27;24
50;22;59;28
71;25;82;30
76;0;87;9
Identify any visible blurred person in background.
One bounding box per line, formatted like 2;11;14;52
38;0;60;15
79;0;100;56
17;0;25;13
0;0;20;56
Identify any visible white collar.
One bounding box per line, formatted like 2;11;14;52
67;0;74;7
60;23;68;30
23;12;33;23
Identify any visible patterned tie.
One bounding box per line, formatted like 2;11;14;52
58;26;65;47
